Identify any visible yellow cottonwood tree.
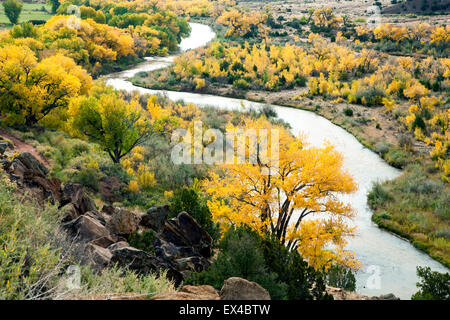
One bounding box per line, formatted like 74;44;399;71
203;118;359;270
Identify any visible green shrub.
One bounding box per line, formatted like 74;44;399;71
343;107;354;117
411;266;450;300
368;182;393;209
128;230;157;254
60;265;175;299
260;234;333;300
0;173;63;299
324;265;356;292
185;227;288;299
233;79;250;90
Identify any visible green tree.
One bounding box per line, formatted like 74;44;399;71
47;0;60;14
67;85;154;163
411;266;450;300
2;0;23;25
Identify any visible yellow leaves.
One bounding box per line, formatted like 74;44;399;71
203;118;358;269
194;77;206;90
129;180;140;193
217;9;267;38
430;25;450;45
404;81;429;101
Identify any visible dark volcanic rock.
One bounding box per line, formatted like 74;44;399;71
110;247;184;287
60;183;97;215
160;212;213;258
140;205;171;231
62;215;116;243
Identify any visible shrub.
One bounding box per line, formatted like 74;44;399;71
368;182;393;209
325;265;356;292
128;230;157;254
185;227;288;299
233;79;250;90
260;234;333;300
0;172;63;299
59;265;175;299
169;187;220;242
343;107;354;117
411;266;450;300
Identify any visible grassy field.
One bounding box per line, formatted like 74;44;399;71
0;3;52;27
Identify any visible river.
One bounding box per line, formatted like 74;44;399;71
104;23;449;299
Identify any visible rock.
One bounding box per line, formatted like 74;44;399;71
89;236;116;249
63;215;116;243
325;286;400;300
99;176;123;205
151;285;220;300
154;237;196;260
83;243;112;271
60;183;97;215
160;212;213;258
140;205;170;231
110;247;183;287
101;205;116;215
14;152;48;177
174;256;210;273
220;277;270;300
85;210;108;226
61;203;80;223
108;208;140;235
379;293;400;300
107;241;131;251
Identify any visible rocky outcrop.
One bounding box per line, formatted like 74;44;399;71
325;286;400;300
62;215;116;243
140;205;171;231
220;277;271;300
2;152;61;203
1;151;215;288
110;247;184;287
108;208;140;235
60;183;97;216
151;285;220;300
160;211;213;258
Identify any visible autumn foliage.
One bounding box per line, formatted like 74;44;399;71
203;118;359;270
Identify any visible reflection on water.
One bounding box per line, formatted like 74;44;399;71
104;23;449;299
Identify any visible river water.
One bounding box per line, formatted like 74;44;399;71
104;23;449;299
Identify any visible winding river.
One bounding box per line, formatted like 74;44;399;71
105;23;449;299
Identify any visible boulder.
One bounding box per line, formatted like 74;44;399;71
85;210;108;226
110;247;183;287
14;152;48;177
160;212;213;258
89;236;116;249
60;183;97;215
151;285;220;300
140;205;171;231
62;215;116;243
108;208;140;235
174;256;211;273
101;205;116;216
82;243;112;271
61;203;80;223
154;237;196;260
99;176;123;205
107;241;131;251
220;277;270;300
